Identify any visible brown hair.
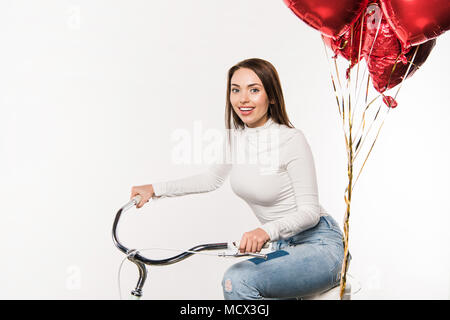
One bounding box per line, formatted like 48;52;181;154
225;58;294;131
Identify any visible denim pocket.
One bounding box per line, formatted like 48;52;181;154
288;235;322;247
323;216;343;235
318;241;344;275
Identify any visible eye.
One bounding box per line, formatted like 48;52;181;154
250;88;260;93
231;88;239;93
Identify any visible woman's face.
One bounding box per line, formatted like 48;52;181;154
230;68;272;128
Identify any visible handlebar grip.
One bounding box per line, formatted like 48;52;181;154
121;195;144;212
232;240;270;250
132;195;142;205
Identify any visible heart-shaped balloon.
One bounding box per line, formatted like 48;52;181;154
322;19;364;69
380;0;450;47
365;14;436;94
283;0;369;38
322;3;382;75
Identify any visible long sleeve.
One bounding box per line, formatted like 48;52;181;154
259;130;321;241
152;163;232;198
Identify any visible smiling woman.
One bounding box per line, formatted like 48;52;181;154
225;58;293;131
230;70;270;126
131;58;347;300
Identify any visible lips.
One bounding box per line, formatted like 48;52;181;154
238;106;255;115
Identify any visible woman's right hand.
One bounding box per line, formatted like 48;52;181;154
130;184;155;209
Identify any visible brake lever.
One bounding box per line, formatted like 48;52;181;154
218;250;268;259
218;241;270;259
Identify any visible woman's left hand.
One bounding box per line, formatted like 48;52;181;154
239;228;270;253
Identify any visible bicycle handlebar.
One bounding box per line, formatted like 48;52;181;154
112;196;244;265
112;195;269;298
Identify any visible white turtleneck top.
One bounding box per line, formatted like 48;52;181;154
152;117;328;242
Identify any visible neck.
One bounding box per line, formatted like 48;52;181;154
246;116;271;129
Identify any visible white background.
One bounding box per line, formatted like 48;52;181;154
0;0;449;299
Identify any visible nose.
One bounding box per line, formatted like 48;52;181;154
239;91;250;104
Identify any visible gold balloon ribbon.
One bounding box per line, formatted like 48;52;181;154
321;24;422;299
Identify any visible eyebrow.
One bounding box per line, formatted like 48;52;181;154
231;83;262;87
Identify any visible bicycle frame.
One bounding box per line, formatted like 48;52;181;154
112;196;268;299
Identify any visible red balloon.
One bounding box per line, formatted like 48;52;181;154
380;0;450;47
319;1;438;107
365;18;436;93
323;19;364;69
283;0;369;38
322;3;384;75
362;5;403;72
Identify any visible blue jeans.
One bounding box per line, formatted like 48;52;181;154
221;215;350;300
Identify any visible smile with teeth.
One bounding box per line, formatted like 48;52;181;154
238;106;255;116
